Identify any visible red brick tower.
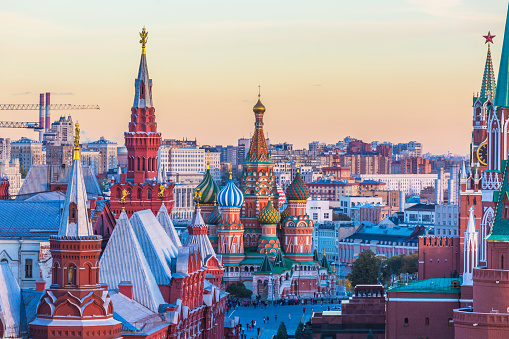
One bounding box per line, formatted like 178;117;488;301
29;125;121;339
109;27;174;217
240;89;278;252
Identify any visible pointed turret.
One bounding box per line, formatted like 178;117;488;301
463;206;479;286
133;27;153;109
246;88;270;163
480;32;497;102
58;123;93;237
495;5;509;108
258;253;273;273
184;205;217;264
156;203;182;247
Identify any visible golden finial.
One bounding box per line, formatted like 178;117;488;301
207;162;210;170
258;84;261;99
140;27;148;55
73;123;80;161
120;189;129;211
193;188;203;207
158;184;166;205
229;171;233;180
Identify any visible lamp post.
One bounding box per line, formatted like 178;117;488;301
270;272;274;302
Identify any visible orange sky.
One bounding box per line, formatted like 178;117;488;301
0;1;507;154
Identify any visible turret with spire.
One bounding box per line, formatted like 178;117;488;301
30;124;121;339
463;206;479;286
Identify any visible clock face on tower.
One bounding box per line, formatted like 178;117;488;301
477;141;487;166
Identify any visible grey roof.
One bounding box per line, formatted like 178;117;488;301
0;200;62;238
17;164;102;200
99;210;165;313
110;291;156;331
26;191;66;201
22;289;43;327
130;210;177;284
0;262;21;338
156;204;182;248
183;207;216;264
405;203;436;211
343;224;424;244
58;158;93;237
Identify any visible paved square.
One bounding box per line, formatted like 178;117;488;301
228;302;340;339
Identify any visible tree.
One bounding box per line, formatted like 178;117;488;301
381;254;418;284
295;321;304;339
303;322;313;339
19;165;28;179
225;282;253;298
275;322;288;339
347;250;380;287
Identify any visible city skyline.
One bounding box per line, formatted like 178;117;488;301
1;0;507;154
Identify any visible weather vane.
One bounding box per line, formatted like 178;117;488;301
120;189;129;211
193;188;203;207
140;27;148;54
158;184;166;204
73;123;80;160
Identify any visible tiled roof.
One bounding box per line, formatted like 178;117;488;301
0;200;62;238
99;211;165;313
156;204;182;248
184;207;216;264
388;278;462;294
17;164;102;200
130;210;177;285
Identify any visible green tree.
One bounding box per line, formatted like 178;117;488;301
381;254;418;284
225;282;253;298
347;250;380;287
295;321;304;339
19;165;28;179
303;323;313;339
275;322;288;339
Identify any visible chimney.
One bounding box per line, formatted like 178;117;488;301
45;92;51;132
35;280;46;292
39;93;45;141
118;281;133;299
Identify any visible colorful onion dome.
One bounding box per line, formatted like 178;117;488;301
276;184;286;209
253;96;266;114
258;198;281;224
280;206;290;221
206;202;222;225
217;172;244;208
194;166;220;205
287;167;309;201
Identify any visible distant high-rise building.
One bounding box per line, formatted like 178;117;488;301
10;138;45;172
0;138;11;163
43;115;74;145
46;144;73;167
237;138;251;164
84;137;118;175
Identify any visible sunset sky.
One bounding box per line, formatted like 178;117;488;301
1;0;508;154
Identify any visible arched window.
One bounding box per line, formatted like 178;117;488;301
425;317;429;326
67;265;77;286
137;157;140;171
404;318;409;326
137;188;142;200
502;255;505;270
148;190;152;200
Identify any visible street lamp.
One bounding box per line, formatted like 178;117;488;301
270;272;274;302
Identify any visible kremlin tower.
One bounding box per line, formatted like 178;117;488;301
29;125;121;339
110;28;173;218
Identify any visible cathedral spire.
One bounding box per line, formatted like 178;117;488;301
495;5;509;108
58;123;93;237
246;88;270;163
133;27;153;109
480;32;496;102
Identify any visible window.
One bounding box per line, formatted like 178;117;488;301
67;265;77;285
425;317;429;326
404;318;409;326
25;259;33;278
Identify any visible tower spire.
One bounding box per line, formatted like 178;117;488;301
246;87;269;162
481;32;497;102
133;27;153;109
495;4;509;108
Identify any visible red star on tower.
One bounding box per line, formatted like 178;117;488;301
484;31;495;44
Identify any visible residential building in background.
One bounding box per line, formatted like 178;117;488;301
117;146;127;170
84;137;118;175
10;138;45;172
237;137;250;164
42;115;74;145
435;204;459;236
204;149;221;181
45;144;73;167
158;146;205;182
339;196;383;217
338;154;391;174
308;179;386;202
355;173;438;195
307;199;333;224
0;138;11;163
404;203;435;226
80;149;100;176
0;159;22;197
400;157;431;174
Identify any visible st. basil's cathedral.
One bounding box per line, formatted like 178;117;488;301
193;93;335;299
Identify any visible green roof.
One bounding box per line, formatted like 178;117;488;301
388;278;462;294
239;258;264;265
487;160;509;241
258;254;273;273
495;4;509;108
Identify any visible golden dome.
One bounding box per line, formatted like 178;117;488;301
253;97;266;114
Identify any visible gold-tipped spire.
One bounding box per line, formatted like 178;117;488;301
258;84;261;99
120;189;129;211
229;171;233;180
73;123;80;161
140;27;148;55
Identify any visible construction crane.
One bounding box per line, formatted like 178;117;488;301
0;93;100;140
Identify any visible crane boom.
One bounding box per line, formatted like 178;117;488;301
0;121;42;129
0;104;100;110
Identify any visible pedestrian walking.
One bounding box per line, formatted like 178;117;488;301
288;313;291;320
303;307;306;314
275;314;277;322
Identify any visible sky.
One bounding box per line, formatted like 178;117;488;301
0;0;508;154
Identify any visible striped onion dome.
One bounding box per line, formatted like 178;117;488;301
276;184;286;209
206;202;222;225
217;173;244;208
287;167;309;201
195;166;220;205
258;198;281;224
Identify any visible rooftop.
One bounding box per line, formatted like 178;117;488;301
388;278;461;294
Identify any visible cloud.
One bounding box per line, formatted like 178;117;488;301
13;91;32;95
51;92;74;96
313;84;322;87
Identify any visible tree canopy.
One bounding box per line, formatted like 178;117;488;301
347;250;380;287
225;282;252;299
275;322;288;339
